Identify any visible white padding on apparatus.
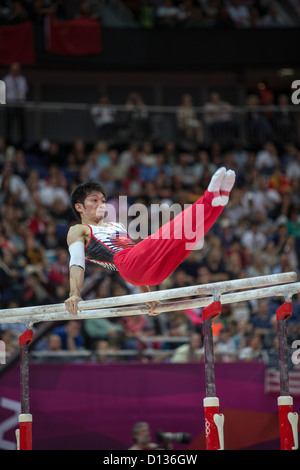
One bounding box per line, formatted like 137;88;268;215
278;396;293;406
203;397;220;407
19;414;32;422
69;241;85;270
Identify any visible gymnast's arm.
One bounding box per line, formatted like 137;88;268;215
65;224;89;316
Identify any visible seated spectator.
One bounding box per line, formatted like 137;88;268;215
84;317;124;349
36;333;66;363
241;221;267;255
119;142;141;170
273;94;297;143
53;320;84;351
202;246;229;282
196;265;213;285
93;339;120;363
7;0;28;25
94;139;111;171
98;166;119;198
74;0;99;20
250;298;273;338
0;248;24;305
172;152;197;189
90;93;117;142
125;92;151;142
23;231;48;268
167;310;194;342
0;328;19;356
48;247;69;286
0;2;10;24
255;141;279;176
122;314;148;349
46;333;62;352
194;150;217;180
226;0;250;28
245;94;273;145
232;318;253;350
178;1;208;29
171;332;203;362
22;267;53;306
28;0;59;23
238;332;268;362
104;148;124;185
215;326;237;361
259;5;287;28
176;93;203;148
39;166;69;208
266;336;295;370
155;0;180;28
262;314;278;350
268;165;291;197
281;235;299;271
27;205;49;236
13;148;29;180
203;91;237;144
248;5;261;28
41;140;64;167
67;138;88;168
140;140;157;168
202;0;223;26
247;250;271;277
0;163;31;205
38;219;64;251
287;205;300;241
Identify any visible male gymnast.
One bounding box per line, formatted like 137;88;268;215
64;167;235;316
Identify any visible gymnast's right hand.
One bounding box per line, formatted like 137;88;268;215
65;294;83;317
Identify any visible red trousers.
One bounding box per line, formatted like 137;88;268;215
114;190;224;286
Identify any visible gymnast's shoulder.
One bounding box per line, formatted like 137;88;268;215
67;224;90;245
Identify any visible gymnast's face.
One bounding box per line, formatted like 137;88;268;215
75;191;106;224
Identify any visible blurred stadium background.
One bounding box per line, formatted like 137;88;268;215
0;0;300;451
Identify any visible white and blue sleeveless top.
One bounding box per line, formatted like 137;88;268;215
84;223;135;271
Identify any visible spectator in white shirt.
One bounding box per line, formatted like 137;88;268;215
255;141;279;175
226;0;250;28
3;63;28;144
241;221;267;253
90;92;116;141
156;0;180;27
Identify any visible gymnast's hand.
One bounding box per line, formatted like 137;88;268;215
65;294;83;317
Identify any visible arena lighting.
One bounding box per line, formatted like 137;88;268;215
0;272;298;450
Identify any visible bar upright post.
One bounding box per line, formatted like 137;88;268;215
276;300;298;450
17;328;33;450
202;297;224;450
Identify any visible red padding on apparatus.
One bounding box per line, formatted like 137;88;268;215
202;301;222;321
19;329;33;347
19;421;32;450
276;302;293;322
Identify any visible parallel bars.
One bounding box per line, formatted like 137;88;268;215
0;272;299;450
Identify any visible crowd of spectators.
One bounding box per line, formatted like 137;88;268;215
0;62;299;368
0;0;98;25
0;0;298;29
0;91;299;369
135;0;296;29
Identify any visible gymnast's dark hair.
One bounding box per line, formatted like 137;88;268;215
70;181;107;220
